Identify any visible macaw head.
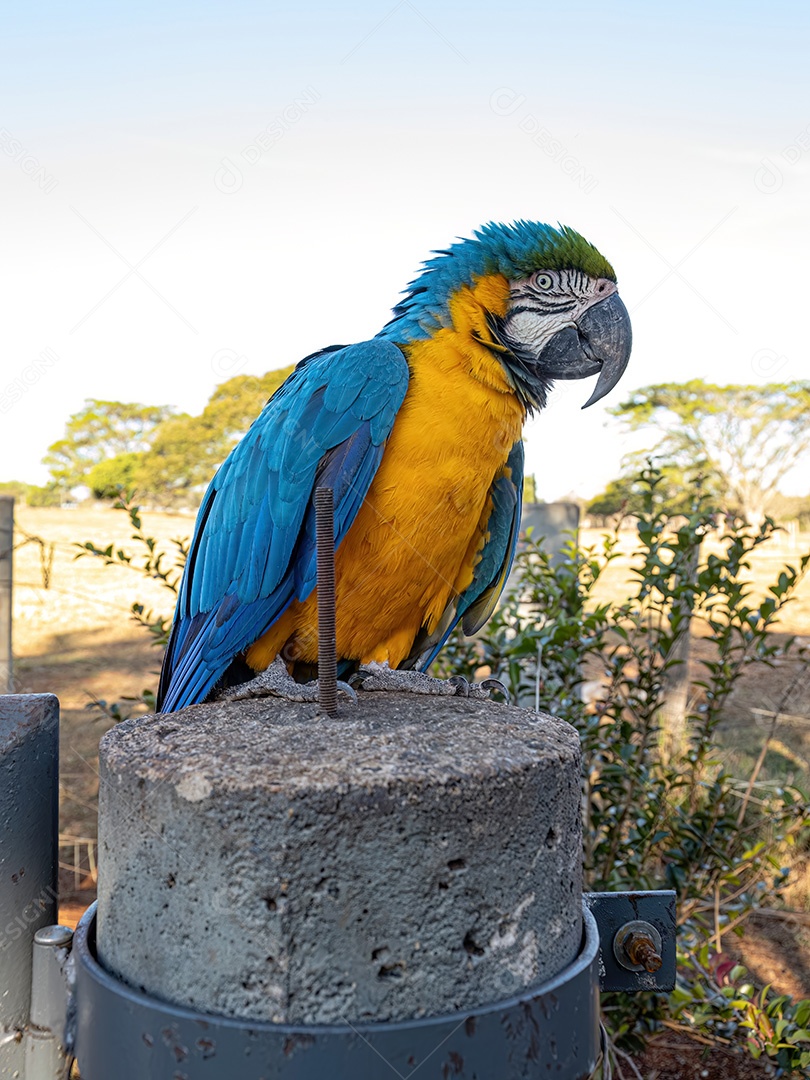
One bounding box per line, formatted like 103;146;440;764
381;220;632;412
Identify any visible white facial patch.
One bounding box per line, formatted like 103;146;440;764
503;308;573;353
501;270;616;356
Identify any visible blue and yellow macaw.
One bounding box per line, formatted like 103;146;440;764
157;221;631;712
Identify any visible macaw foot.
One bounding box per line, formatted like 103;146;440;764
217;656;358;705
349;661;509;701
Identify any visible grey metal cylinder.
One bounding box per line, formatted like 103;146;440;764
97;694;582;1024
24;925;74;1078
74;900;602;1080
0;694;59;1077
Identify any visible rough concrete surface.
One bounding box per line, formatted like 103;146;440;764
96;693;582;1024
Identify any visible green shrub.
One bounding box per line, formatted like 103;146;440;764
0;480;63;507
76;492;185;648
25;483;63;507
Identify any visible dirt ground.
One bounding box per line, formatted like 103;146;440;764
631;1032;782;1079
7;507;810;1077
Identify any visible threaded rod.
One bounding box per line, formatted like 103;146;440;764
625;932;663;973
315;487;338;717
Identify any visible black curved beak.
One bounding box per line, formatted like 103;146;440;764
535;293;632;408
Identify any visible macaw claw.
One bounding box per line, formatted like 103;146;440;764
350;662;508;702
218;656;358;706
449;675;511;703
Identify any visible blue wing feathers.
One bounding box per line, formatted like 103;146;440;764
157;339;409;712
320;383;354;414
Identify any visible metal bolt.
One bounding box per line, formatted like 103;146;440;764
315;487;338;718
34;925;74;948
624;932;662;973
613;919;663;974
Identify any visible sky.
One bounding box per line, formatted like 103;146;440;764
1;0;808;500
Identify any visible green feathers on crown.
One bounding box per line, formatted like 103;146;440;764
381;219;616;342
472;220;615;281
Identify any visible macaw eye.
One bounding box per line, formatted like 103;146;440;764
534;273;553;290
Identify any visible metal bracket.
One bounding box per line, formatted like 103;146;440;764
584;890;676;993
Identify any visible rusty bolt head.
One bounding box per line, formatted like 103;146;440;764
613;919;663;974
625;932;663;973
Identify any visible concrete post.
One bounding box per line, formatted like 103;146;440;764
0;496;13;694
96;694;583;1025
0;695;60;1077
519;501;580;566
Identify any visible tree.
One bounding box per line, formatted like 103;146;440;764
0;480;67;506
43;369;295;506
0;480;31;500
610;380;810;525
134;368;293;505
198;369;293;446
87;452;143;499
44;399;173;490
768;492;810;529
586;475;643;519
587;465;722;521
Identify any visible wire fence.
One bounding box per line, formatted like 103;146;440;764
58;833;97;894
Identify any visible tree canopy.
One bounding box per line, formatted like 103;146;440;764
44;400;174;490
134;369;293;504
86;452;144;499
608;380;810;524
0;480;62;506
44;369;295;505
586;466;722;520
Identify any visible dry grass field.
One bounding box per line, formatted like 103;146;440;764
7;505;810;1008
11;506;192;845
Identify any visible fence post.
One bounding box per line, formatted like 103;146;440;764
0;496;12;694
519;500;580;566
0;694;60;1076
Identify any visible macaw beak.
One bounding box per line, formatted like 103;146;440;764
535;293;632;408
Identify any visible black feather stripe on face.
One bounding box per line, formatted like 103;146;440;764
507;300;578;317
485;312;552;413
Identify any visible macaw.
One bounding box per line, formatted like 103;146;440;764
157;221;631;713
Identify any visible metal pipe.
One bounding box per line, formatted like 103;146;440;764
24;925;74;1079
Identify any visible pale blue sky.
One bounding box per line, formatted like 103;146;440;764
2;1;808;498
